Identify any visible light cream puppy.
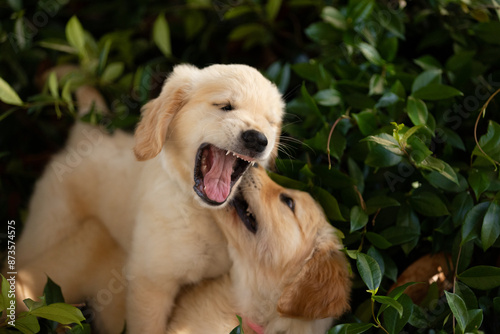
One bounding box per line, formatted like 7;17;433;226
13;64;284;333
167;166;351;334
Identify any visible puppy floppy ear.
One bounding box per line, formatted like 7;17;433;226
133;65;197;161
277;243;351;319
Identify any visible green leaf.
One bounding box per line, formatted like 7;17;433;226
406;97;428;126
47;71;59;98
411;69;442;93
62;86;75;116
468;169;490;200
365;195;400;214
461;202;489;245
43;277;65;305
472;121;500;167
353;110;377;136
153;14;172;58
0;76;23;106
407;136;432;164
365;232;392;249
481;201;500;251
322;6;347;30
373;295;403;317
418;156;459;185
97;38;112;75
265;0;282;22
388;282;420;300
375;92;400;108
65;16;86;55
68;323;92;334
383;294;414;333
409;191;449;217
301;82;323;120
356;253;382;291
101;62;125;83
369;74;384;96
362;133;401;155
312;186;345;221
458;266;500;290
14;314;40;334
328;322;374;334
365;144;403;167
350;205;368;232
450;192;474;227
305;22;338;45
412;83;463;101
0;274;15;312
445;291;468;333
314;89;342;106
474;21;500;45
348;0;374;24
455;282;478;309
229;315;244;334
414;55;442;71
24;297;46;311
379;226;419;246
465;309;483;332
267;172;307;191
358;42;384;66
30;303;85;326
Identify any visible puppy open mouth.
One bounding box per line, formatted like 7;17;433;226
231;193;258;233
194;143;254;205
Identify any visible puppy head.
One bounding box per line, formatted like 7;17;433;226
133;64;284;206
221;166;351;320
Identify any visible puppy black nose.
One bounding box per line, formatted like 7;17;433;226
241;130;268;153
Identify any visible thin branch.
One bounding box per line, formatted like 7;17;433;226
474;87;500;167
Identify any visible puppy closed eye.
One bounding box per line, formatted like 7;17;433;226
214;103;234;112
280;194;295;212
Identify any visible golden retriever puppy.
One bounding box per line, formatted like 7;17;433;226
167;166;351;334
13;64;284;333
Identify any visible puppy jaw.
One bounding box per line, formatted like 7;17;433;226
276;232;352;320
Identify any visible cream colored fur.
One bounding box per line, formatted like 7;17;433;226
12;64;284;333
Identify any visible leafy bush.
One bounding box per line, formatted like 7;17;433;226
1;0;500;333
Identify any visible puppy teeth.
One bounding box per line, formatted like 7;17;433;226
226;150;230;156
251;162;255;166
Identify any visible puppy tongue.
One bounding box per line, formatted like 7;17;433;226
204;147;235;203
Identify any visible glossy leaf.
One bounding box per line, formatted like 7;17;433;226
350;205;368;232
14;314;40;334
458;266;500;290
153;14;172;57
383;294;413;333
481;201;500;251
0;77;23;106
373;295;403;317
30;303;85;326
411;69;441;93
445;291;468;333
409;191;450;217
406;96;428;126
412;83;463;101
472;121;500;167
322;6;347;30
356;253;382;291
358;42;384;66
65;16;85;55
461;202;489;245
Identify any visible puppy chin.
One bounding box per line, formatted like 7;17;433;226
193;195;231;209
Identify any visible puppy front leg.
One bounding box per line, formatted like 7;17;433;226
126;274;179;334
